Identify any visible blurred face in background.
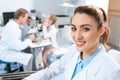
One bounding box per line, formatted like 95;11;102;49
42;18;50;27
14;8;29;25
26;16;31;24
19;13;29;24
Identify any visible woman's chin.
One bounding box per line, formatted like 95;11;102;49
75;46;84;51
75;44;85;51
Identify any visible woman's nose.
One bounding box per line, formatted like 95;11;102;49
75;30;83;39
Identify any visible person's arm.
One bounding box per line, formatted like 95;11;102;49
48;26;57;38
42;26;51;38
5;22;35;51
23;44;76;80
42;18;51;38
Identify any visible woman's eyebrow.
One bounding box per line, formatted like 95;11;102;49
80;24;92;28
70;24;92;28
70;24;76;27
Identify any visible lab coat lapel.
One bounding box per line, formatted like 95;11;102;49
72;68;88;80
64;51;80;80
73;47;106;80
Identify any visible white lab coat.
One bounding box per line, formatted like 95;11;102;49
0;20;32;65
21;24;31;41
42;25;58;47
24;44;120;80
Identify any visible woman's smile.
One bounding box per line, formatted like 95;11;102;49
75;40;86;47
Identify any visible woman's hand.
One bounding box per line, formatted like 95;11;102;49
28;34;36;41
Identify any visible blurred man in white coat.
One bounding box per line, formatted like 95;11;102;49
0;8;35;71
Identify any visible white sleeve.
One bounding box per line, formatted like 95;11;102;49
23;44;76;80
42;27;51;38
4;22;32;51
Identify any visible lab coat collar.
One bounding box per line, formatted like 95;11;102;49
65;45;107;80
64;51;80;80
73;45;106;80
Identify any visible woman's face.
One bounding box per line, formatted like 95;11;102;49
71;13;103;53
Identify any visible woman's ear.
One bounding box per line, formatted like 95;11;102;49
99;25;105;36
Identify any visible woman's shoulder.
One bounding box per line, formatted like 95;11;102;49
103;56;120;79
101;52;120;71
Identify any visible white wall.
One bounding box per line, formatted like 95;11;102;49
0;0;34;16
62;0;109;17
85;0;109;14
33;0;65;15
0;0;109;22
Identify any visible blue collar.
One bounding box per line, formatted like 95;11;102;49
77;44;102;67
72;44;103;79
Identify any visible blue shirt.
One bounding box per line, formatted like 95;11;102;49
72;44;102;79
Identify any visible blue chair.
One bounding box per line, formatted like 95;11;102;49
0;60;23;73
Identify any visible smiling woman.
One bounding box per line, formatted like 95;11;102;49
23;5;120;80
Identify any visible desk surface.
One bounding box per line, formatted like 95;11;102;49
30;39;52;48
0;71;36;80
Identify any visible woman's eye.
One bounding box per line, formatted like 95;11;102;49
71;27;76;31
82;28;90;32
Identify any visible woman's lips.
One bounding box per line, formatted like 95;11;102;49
75;41;86;47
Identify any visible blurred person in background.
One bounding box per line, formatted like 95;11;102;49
42;14;59;68
0;8;35;71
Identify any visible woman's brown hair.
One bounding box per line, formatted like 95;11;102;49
74;5;110;50
49;14;56;25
